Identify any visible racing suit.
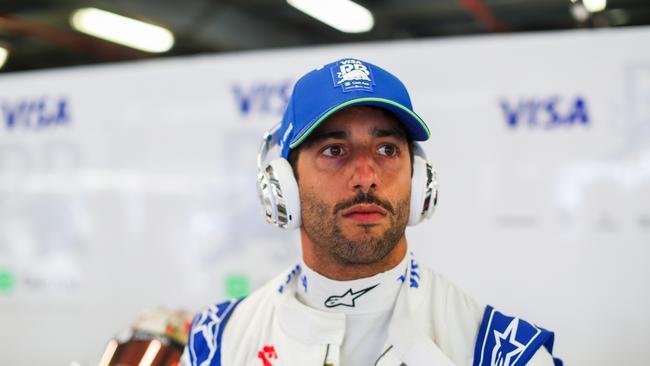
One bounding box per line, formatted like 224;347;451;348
182;253;562;366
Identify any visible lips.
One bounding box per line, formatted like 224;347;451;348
341;204;387;223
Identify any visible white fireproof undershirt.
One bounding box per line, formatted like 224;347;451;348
296;254;408;365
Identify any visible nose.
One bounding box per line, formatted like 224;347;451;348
349;151;378;192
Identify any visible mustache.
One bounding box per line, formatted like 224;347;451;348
333;190;395;215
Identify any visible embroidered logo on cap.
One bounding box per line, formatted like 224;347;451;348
331;59;374;92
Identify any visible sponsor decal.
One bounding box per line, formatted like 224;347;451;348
324;284;378;308
300;274;308;293
398;254;420;288
409;258;420;288
331;59;375;92
277;264;301;294
232;81;292;117
257;345;278;366
500;96;589;128
1;96;70;130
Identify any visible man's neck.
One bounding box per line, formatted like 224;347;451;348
297;253;408;314
300;232;408;281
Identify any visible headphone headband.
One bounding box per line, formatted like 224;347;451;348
257;123;281;172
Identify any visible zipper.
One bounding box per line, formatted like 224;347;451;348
323;343;338;366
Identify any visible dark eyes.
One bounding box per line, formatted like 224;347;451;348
320;144;399;157
322;145;344;157
377;144;397;157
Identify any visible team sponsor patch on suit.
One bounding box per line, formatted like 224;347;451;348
473;306;563;366
188;298;243;366
257;345;278;366
331;59;375;92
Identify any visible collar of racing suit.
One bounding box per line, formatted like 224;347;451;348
295;252;408;314
273;252;457;366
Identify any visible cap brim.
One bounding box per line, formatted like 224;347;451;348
288;97;430;149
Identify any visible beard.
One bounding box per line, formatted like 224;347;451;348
300;189;410;265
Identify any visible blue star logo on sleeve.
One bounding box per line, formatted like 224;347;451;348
492;318;525;366
473;306;563;366
188;298;244;366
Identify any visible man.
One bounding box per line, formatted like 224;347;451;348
183;58;562;366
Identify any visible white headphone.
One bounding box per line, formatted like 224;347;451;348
256;124;438;230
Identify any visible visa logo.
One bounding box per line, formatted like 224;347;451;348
500;96;589;128
1;97;70;130
232;81;292;117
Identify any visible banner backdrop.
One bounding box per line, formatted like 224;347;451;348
1;27;649;365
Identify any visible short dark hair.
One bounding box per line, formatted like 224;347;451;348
287;107;415;180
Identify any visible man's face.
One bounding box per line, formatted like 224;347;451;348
294;106;412;265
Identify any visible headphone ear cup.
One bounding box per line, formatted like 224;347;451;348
257;168;275;226
261;158;301;229
408;155;438;226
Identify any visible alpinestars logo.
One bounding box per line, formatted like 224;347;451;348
324;284;378;308
491;319;525;366
331;59;374;92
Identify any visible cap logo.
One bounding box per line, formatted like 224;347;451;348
331;59;374;92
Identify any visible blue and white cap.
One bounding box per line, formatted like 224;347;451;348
277;58;430;158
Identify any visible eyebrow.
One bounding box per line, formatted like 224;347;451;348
306;127;408;147
307;130;348;144
372;127;407;139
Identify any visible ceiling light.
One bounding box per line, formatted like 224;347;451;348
0;47;8;69
570;3;590;22
583;0;607;13
70;8;174;53
287;0;374;33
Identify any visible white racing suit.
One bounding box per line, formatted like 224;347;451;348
182;254;562;366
